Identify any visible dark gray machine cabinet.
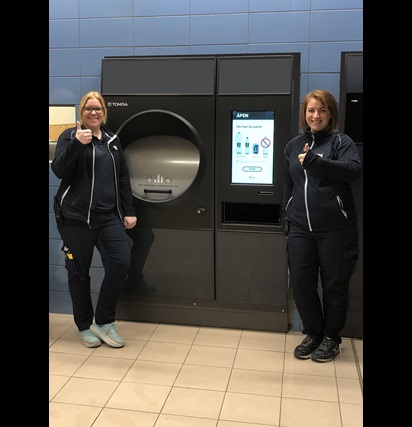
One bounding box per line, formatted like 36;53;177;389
101;56;216;312
215;54;301;332
100;54;300;333
339;51;363;338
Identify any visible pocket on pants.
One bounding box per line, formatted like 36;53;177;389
342;247;358;279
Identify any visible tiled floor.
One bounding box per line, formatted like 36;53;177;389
49;313;363;427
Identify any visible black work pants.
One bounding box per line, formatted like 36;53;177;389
287;222;359;343
57;211;131;331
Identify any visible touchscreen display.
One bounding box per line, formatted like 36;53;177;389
231;110;275;185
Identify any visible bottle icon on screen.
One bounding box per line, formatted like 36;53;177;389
245;137;250;154
236;132;242;154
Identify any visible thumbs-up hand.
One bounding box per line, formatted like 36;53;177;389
298;143;309;166
75;121;93;145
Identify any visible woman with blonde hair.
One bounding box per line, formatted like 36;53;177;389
52;91;137;348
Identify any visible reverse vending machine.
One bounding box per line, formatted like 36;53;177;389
101;53;300;332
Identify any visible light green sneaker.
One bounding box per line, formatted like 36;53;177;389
79;329;101;348
90;322;124;348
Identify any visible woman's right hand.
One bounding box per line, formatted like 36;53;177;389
298;143;309;166
75;121;93;145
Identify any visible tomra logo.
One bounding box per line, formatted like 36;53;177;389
107;102;129;107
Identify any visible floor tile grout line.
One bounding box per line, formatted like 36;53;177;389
351;338;363;396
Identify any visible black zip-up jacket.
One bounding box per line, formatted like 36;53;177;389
52;125;136;225
282;130;361;232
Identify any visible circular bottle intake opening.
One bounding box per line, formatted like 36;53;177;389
124;135;200;203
